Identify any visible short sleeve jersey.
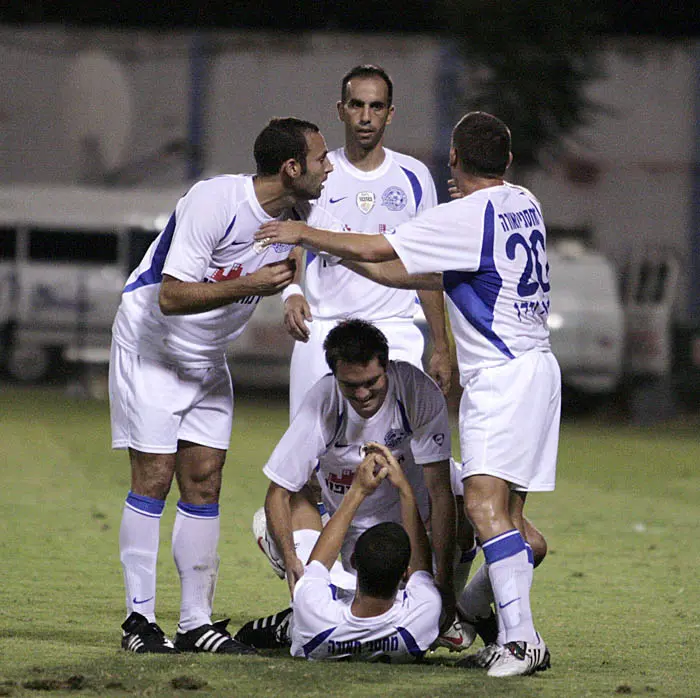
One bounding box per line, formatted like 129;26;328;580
111;175;340;367
305;148;437;321
385;183;552;378
291;560;441;662
263;361;451;529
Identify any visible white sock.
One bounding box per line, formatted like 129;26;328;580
483;530;537;645
173;501;220;632
457;562;494;621
120;491;165;624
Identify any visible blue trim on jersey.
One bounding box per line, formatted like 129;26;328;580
482;529;526;565
329;583;338;600
123;212;177;293
325;409;346;449
176;501;220;518
303;626;337;657
126;491;165;517
525;543;534;566
396;399;413;434
221;214;236;242
442;201;515;360
400;166;423;210
306;250;317;267
396;626;425;659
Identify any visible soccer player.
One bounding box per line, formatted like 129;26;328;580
255;320;456;628
254;111;560;677
110;117;340;654
282;64;451;419
289;442;442;662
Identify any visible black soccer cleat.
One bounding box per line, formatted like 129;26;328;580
233;607;293;649
473;609;499;646
121;611;178;653
174;618;257;654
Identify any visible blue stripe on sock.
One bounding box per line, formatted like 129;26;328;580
482;529;526;565
126;491;165;516
177;501;220;518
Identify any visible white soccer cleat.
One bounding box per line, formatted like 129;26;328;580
486;634;551;678
432;617;477;652
252;507;286;579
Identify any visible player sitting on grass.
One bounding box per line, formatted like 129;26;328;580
238;442;442;662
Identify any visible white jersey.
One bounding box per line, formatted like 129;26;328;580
305;148;437;321
291;560;441;662
112;175;339;367
386;183;552;380
263;361;451;529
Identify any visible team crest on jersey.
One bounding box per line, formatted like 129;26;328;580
253;240;294;255
432;433;445;446
381;186;407;212
384;428;408;449
356;191;376;214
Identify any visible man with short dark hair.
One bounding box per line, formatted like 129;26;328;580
255;111;559;677
110;117;340;655
259;319;454;603
289;443;442;662
282;65;451;420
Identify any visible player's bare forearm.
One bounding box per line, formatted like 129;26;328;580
257;221;397;262
423;461;456;589
264;483;299;571
399;487;433;575
308;454;388;569
307;487;364;570
159;259;295;315
363;442;432;575
417;289;452;395
341;259;443;290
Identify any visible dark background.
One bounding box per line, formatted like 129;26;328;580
1;1;696;36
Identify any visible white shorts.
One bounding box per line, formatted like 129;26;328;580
459;350;561;492
289;317;425;419
109;342;233;453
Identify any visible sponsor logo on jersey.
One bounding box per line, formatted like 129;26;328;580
325;468;355;495
329;196;348;204
381;186;407;212
432;433;445;446
356;191;376;214
384;428;408;449
207;264;243;282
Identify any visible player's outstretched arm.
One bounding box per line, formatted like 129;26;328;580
340;259;443;290
265;482;306;598
363;442;432;576
307;453;388;571
159;258;296;315
256;221;397;263
417;289;452;396
422;459;457;626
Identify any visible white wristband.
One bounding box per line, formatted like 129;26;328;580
281;284;304;303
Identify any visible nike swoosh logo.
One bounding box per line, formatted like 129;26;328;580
334;442;349;448
133;596;154;605
498;597;521;609
329;197;348;204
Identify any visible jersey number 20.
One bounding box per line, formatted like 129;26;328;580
506;229;550;297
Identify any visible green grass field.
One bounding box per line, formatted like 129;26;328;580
0;386;698;697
